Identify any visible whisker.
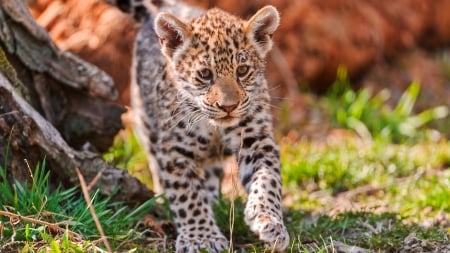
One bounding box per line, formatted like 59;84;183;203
167;114;190;130
267;84;282;92
186;113;207;132
253;95;291;104
261;103;282;110
269;96;290;101
168;108;191;124
168;108;201;131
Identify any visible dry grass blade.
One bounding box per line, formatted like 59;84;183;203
0;210;82;242
75;167;112;253
86;167;107;191
332;241;370;253
228;160;236;251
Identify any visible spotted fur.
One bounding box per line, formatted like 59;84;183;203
111;0;289;251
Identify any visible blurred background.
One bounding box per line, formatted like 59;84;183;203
28;0;450;140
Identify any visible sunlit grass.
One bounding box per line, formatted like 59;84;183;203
4;98;450;252
325;67;449;143
99;127;450;251
281;137;450;217
103;127;152;189
286;211;448;252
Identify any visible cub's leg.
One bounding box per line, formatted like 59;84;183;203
158;151;228;252
224;123;289;250
202;162;224;204
238;133;290;251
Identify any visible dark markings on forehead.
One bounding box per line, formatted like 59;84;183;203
190;9;245;46
233;39;239;49
175;8;261;76
185;11;247;72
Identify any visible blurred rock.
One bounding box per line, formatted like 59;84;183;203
361;50;450;109
28;0;138;105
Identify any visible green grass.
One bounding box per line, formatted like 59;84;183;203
0;160;159;252
207;137;450;252
285;211;448;252
3;131;449;252
104;131;450;251
281;139;450;195
325;67;448;143
280;138;450;252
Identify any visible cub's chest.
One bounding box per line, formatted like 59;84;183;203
165;122;235;161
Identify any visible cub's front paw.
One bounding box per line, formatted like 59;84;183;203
248;213;290;251
176;233;228;253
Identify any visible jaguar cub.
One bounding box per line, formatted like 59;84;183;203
114;0;289;251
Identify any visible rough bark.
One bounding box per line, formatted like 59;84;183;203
0;0;153;204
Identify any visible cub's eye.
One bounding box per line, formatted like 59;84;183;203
197;68;213;81
236;65;250;78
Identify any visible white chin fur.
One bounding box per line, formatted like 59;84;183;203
209;117;240;127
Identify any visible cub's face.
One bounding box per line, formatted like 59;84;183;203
155;6;280;127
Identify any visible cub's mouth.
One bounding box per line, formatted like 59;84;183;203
211;115;240;127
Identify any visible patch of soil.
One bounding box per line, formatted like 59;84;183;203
400;232;450;252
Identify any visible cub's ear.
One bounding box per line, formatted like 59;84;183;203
245;5;280;57
154;13;190;58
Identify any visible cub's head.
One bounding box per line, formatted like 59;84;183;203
154;6;279;127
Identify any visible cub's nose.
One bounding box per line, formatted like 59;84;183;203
217;103;239;113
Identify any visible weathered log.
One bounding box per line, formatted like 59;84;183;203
0;0;153;203
0;73;153;203
0;0;122;152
